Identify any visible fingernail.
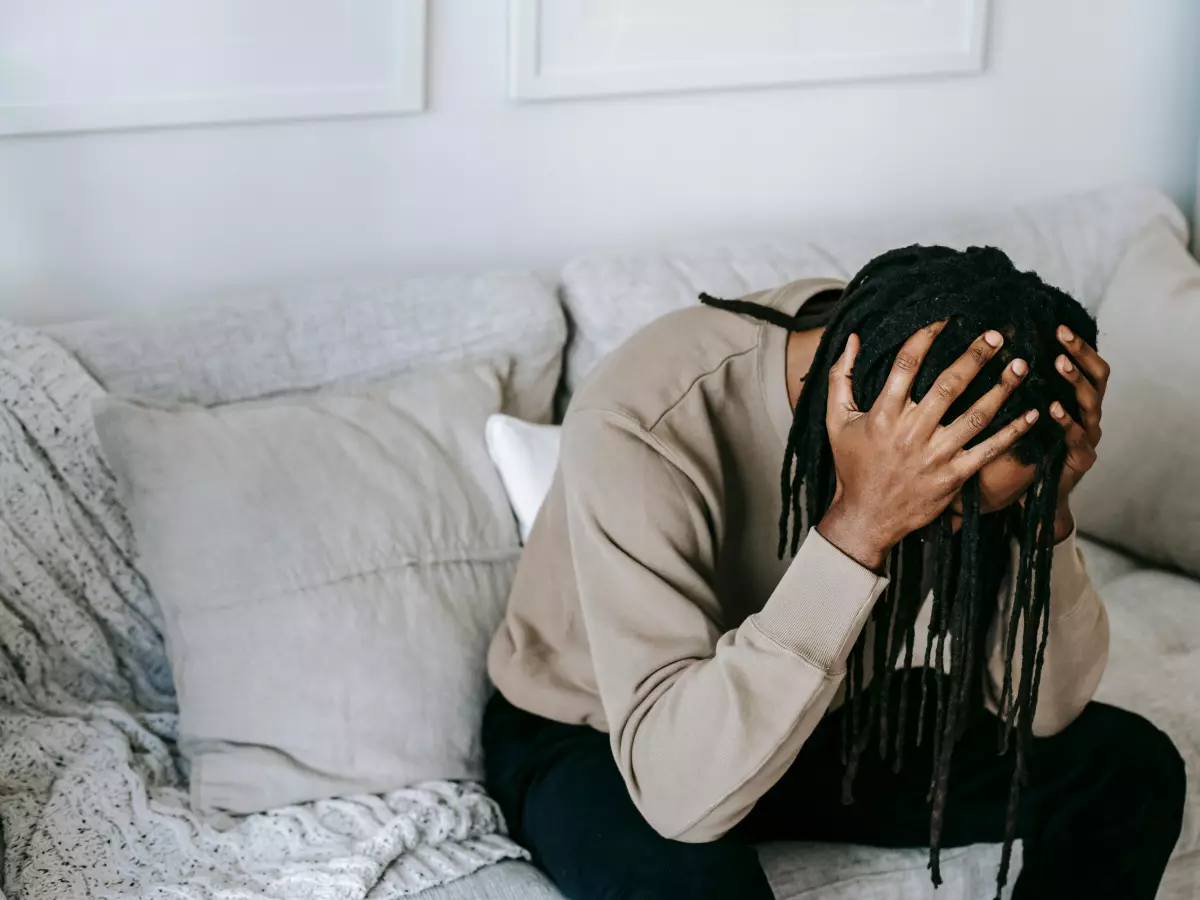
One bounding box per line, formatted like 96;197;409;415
984;331;1002;347
1060;326;1074;342
1059;356;1074;373
1051;402;1064;418
1012;359;1027;376
1025;409;1039;423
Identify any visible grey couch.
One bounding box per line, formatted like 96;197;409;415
43;185;1199;899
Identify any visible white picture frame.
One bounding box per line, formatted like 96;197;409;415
0;0;427;137
510;0;990;102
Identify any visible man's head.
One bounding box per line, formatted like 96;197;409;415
828;245;1095;519
843;245;1095;458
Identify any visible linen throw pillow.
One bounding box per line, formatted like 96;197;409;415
93;364;521;815
1072;219;1200;577
484;414;561;542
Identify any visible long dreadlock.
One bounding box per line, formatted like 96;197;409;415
702;244;1096;898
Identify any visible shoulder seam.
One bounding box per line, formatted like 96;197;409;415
645;342;760;433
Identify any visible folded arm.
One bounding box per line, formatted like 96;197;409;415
562;409;888;842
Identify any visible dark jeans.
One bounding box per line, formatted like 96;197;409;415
483;672;1185;900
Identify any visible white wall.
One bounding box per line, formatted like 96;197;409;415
1;0;1198;324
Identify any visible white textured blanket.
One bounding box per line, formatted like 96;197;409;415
0;323;526;900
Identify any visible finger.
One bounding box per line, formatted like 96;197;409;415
935;358;1029;454
951;408;1039;479
1056;354;1102;445
876;320;948;414
913;329;1005;433
1049;401;1099;471
826;333;861;431
1058;325;1110;396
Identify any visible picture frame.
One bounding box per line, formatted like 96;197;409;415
0;0;427;136
509;0;990;102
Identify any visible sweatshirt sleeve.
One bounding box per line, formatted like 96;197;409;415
560;409;889;842
985;526;1110;736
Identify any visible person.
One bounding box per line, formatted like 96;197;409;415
484;246;1186;900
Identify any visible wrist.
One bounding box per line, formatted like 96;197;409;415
817;500;892;573
1053;500;1075;543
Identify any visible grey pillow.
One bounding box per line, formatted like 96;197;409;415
1072;219;1200;577
94;364;520;814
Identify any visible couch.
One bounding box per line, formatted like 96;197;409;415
17;185;1199;899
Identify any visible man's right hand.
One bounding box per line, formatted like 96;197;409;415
817;321;1038;571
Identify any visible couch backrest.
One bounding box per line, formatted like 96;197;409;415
43;186;1188;427
46;271;567;424
559;186;1186;394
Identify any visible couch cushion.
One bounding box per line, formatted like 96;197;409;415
763;841;1021;900
93;363;521;814
1071;220;1200;578
415;862;562;900
438;846;1023;900
1094;569;1200;860
560;187;1184;392
48;270;566;424
1076;535;1146;588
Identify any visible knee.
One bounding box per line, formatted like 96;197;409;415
1140;721;1187;832
1076;705;1187;832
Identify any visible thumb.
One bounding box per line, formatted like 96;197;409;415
826;333;861;429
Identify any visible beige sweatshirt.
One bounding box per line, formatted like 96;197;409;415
487;277;1109;843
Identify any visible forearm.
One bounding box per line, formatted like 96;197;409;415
608;529;888;842
1053;498;1076;543
616;628;841;842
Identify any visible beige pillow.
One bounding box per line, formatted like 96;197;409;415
1072;219;1200;577
94;364;520;815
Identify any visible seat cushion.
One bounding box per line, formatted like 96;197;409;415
420;848;1020;900
761;841;1018;900
1094;569;1200;861
415;862;563;900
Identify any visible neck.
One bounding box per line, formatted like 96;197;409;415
785;328;825;408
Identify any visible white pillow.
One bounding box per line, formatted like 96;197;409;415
485;414;562;541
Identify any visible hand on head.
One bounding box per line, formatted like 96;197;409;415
1049;324;1108;528
818;319;1111;565
817;322;1037;569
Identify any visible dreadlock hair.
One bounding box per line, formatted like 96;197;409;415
701;245;1097;899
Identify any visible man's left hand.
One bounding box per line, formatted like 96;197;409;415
1049;324;1110;541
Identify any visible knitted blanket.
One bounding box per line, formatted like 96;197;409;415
0;322;526;900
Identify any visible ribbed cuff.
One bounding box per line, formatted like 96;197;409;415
751;528;889;673
1049;525;1093;620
